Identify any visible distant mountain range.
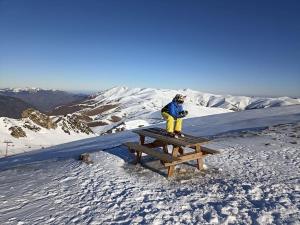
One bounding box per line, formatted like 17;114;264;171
0;88;88;117
1;86;300;153
0;95;35;119
52;86;300;135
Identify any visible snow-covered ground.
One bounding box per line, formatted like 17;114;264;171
0;105;299;224
0;117;95;157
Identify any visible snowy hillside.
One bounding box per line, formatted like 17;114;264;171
81;87;232;134
65;86;300;135
1;86;300;156
0;109;95;156
0;105;299;224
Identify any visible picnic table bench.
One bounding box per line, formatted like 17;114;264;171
124;127;220;177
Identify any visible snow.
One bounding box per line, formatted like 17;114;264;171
0;87;57;93
0;105;299;224
82;86;300;135
0;86;233;155
0;117;95;157
1;86;299;157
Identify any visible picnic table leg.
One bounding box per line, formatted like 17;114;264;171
139;135;145;145
136;151;142;164
160;144;168;165
195;144;204;170
136;135;145;164
167;166;175;177
179;147;184;155
163;145;168;154
167;146;179;177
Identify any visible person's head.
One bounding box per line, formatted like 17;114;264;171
174;94;186;104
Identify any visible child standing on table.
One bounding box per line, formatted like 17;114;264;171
161;94;188;138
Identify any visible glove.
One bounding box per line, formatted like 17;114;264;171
178;110;188;118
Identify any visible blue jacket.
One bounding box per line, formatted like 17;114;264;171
162;99;184;119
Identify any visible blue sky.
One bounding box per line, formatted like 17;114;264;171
0;0;299;97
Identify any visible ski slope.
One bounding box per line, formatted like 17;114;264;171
0;105;299;224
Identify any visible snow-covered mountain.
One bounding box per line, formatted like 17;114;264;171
0;109;95;154
64;86;300;135
68;87;233;134
0;87;47;93
1;86;300;156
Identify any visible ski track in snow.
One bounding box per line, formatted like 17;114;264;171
0;122;299;225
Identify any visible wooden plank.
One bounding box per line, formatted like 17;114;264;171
172;146;180;158
144;128;209;145
195;145;203;170
133;129;192;147
139;135;145;145
146;127;209;143
143;140;165;148
124;142;176;163
166;146;180;178
164;152;203;167
136;151;142;164
147;127;208;142
167;166;175;177
162;145;168;154
178;147;184;155
197;158;204;170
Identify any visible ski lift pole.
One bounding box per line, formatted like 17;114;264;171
4;141;12;157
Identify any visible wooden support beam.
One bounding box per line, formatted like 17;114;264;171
136;151;142;164
179;147;184;155
124;142;176;163
162;145;168;154
139;135;145;145
166;146;181;178
195;144;204;170
143;140;165;148
164;152;204;167
172;146;180;157
167;166;175;177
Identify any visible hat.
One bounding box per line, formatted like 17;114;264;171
174;94;186;103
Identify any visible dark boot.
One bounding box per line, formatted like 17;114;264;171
174;131;185;137
167;132;178;138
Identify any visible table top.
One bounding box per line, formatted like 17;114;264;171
133;127;209;147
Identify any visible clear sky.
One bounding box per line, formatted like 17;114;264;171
0;0;299;97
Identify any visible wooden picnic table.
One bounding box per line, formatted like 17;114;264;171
124;127;220;177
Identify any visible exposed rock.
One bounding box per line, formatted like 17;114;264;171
110;115;122;122
58;114;93;135
23;121;41;132
83;104;119;116
22;108;57;129
9;126;26;138
76;114;93;122
88;120;109;127
80;153;93;164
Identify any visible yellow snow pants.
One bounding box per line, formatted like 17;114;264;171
162;112;182;133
